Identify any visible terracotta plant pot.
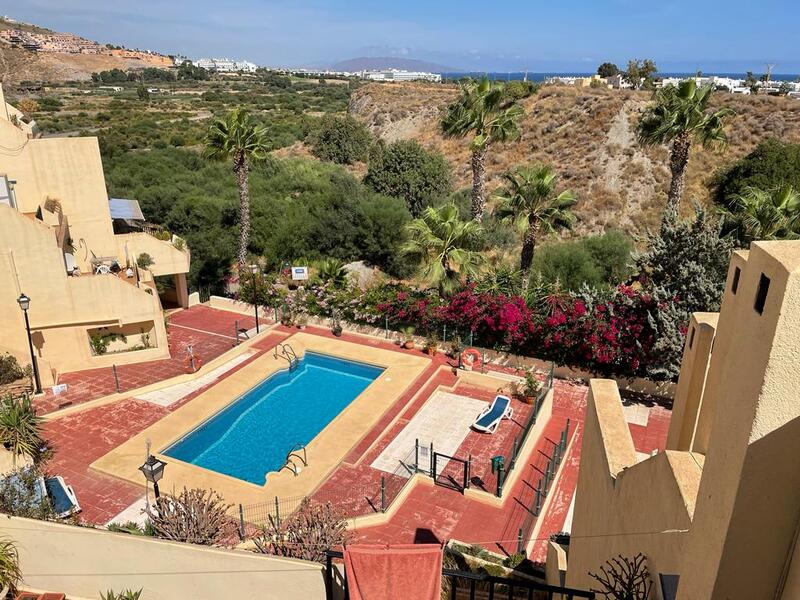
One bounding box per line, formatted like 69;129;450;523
404;340;415;349
332;327;343;337
426;347;438;356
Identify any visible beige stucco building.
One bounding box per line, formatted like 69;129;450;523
553;241;800;599
0;86;190;384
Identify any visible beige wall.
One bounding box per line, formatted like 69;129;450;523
666;313;717;452
679;243;800;599
562;242;800;600
2;515;327;600
565;380;698;598
0;89;189;377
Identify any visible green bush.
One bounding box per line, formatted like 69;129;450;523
364;140;452;217
533;230;633;291
308;115;372;164
0;466;54;519
0;354;27;386
713;139;800;208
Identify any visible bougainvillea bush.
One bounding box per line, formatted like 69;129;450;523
238;277;675;380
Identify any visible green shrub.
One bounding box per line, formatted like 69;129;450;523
308;115;372;164
136;253;154;270
533;230;633;291
100;589;143;600
364;140;452;216
0;466;54;519
0;354;27;386
713;139;800;208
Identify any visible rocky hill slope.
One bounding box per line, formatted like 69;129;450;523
349;82;800;235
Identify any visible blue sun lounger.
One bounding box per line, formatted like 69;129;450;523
472;395;513;434
44;476;81;518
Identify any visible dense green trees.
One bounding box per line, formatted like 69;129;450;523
441;77;524;221
104;150;411;291
402;203;484;295
204;109;271;266
638;80;734;213
364;140;452;216
714;140;800;207
494;164;577;287
309;116;373;164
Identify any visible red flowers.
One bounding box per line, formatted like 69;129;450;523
373;283;662;379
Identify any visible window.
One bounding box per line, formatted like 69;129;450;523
754;274;770;314
688;327;696;350
731;266;741;294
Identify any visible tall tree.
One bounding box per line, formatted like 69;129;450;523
402;203;484;296
441;77;524;221
597;62;620;78
720;185;800;244
623;59;658;89
204;108;270;267
494;165;577;288
637;80;734;214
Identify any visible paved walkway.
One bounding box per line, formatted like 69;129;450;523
36;306;257;414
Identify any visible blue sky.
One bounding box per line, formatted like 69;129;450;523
5;0;800;73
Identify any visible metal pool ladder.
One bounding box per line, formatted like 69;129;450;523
280;443;308;476
273;343;299;371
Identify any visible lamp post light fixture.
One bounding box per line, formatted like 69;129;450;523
250;264;260;334
16;293;42;395
139;454;167;499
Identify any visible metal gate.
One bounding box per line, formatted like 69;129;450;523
432;452;470;492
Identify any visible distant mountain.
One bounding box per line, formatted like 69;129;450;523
330;57;456;73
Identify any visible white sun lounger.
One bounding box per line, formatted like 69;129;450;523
472;395;513;434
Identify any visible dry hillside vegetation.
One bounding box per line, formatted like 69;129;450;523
350;83;800;236
0;44;168;83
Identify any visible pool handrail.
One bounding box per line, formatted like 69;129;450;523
273;342;299;370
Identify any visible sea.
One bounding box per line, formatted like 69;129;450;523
440;72;800;82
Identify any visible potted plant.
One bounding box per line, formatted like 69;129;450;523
296;313;308;329
448;335;463;359
402;326;416;350
331;317;343;337
425;334;439;356
513;369;541;404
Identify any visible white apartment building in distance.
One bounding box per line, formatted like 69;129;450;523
359;69;442;83
193;58;258;73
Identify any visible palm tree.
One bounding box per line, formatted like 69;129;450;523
204;108;270;267
721;185;800;243
637;80;734;213
0;394;45;466
402;203;484;296
441;77;524;221
494;165;577;288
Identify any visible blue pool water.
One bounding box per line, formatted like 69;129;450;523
164;352;384;484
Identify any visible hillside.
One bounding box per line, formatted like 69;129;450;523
0;18;173;83
349;83;800;235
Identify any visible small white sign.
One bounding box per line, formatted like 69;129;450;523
52;383;68;395
291;266;309;281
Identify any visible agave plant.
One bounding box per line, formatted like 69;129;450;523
0;395;45;466
0;536;21;596
100;589;143;600
316;258;348;287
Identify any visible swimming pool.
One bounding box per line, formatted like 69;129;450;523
164;352;384;484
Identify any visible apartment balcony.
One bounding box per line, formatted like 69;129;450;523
115;231;190;278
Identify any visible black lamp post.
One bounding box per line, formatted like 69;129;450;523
250;264;260;334
139;454;167;498
16;293;42;395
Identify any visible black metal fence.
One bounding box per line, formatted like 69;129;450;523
324;550;595;600
515;419;571;555
238;446;418;537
